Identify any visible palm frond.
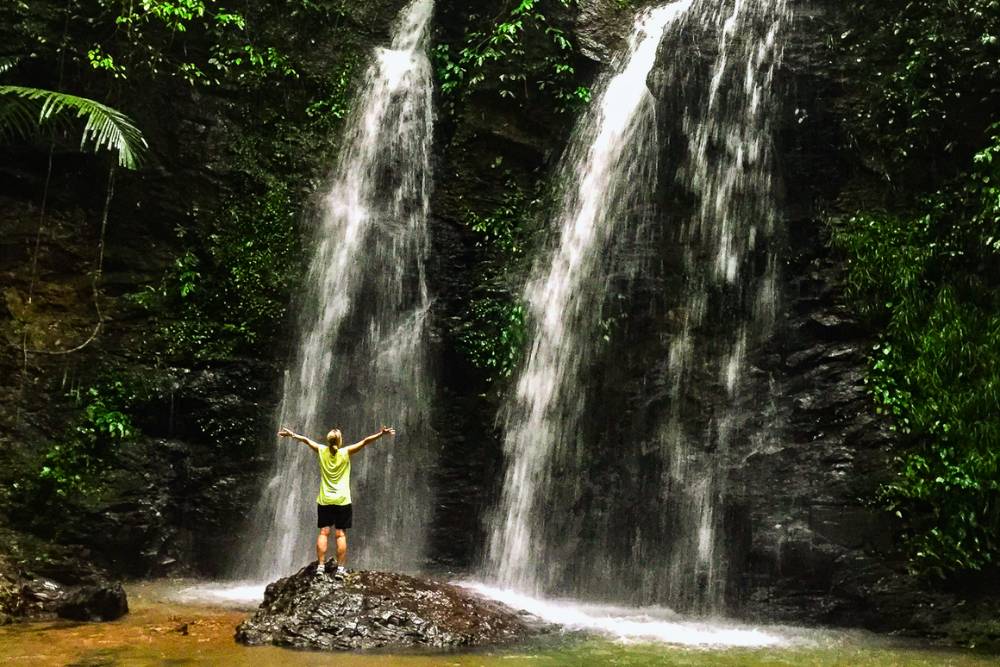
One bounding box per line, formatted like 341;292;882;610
0;85;148;169
0;56;21;75
0;96;44;143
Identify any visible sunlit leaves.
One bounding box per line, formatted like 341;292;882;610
459;297;527;381
87;0;297;86
37;384;137;498
457;176;541;381
433;0;588;113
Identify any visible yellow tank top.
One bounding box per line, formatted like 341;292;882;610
317;446;351;506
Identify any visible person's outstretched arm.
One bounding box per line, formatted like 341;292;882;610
345;426;395;456
278;427;323;453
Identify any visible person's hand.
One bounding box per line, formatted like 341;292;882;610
278;427;294;438
380;426;396;437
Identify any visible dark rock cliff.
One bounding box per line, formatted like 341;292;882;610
724;0;896;625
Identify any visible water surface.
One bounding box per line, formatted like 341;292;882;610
0;581;994;666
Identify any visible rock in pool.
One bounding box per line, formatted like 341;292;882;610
235;564;539;651
1;551;129;623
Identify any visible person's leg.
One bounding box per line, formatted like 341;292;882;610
316;526;331;564
335;529;347;567
332;504;352;570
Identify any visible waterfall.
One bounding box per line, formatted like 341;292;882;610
659;0;790;612
486;1;694;596
487;0;789;613
237;0;435;582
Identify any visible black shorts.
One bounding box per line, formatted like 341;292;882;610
317;503;352;529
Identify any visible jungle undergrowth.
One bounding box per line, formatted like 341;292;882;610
835;0;1000;577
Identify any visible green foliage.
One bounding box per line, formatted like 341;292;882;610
0;1;298;89
434;0;589;113
832;128;1000;575
465;170;536;256
1;57;147;168
143;67;363;360
37;383;137;498
100;4;363;361
457;174;540;380
131;178;302;360
838;0;1000;577
459;297;527;380
0;57;19;75
844;0;1000;179
305;57;361;125
0;84;148;168
85;0;298;86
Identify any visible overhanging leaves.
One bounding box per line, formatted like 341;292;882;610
0;85;148;169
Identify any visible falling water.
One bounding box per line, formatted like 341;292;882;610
658;0;789;612
487;0;789;613
486;1;694;595
236;0;435;581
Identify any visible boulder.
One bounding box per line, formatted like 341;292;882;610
236;565;539;650
0;550;129;623
56;583;129;622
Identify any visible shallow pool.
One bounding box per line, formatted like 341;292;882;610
0;580;994;666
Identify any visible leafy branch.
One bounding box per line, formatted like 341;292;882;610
434;0;589;113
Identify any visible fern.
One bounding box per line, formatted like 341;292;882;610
0;86;148;169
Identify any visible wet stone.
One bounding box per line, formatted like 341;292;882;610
57;583;129;622
235;565;540;651
3;558;129;623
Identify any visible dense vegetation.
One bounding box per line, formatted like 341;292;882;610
836;0;1000;576
0;0;382;505
434;0;590;114
433;0;592;383
1;0;380;363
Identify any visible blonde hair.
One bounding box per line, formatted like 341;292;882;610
326;428;343;449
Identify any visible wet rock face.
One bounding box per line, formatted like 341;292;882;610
720;0;900;625
620;0;935;627
236;566;537;650
3;360;279;578
574;0;632;62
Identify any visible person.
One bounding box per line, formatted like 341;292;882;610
277;424;396;578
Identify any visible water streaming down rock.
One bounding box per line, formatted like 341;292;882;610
486;1;694;596
657;0;790;612
487;0;789;613
236;0;435;582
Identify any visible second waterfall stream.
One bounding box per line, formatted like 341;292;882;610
486;0;789;615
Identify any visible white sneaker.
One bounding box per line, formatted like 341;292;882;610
315;562;325;576
333;566;347;580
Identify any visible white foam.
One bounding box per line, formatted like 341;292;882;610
171;581;267;608
458;581;793;648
